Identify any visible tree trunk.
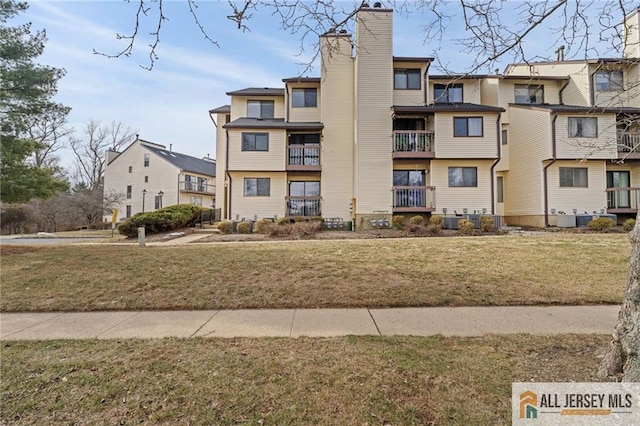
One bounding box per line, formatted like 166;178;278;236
598;212;640;381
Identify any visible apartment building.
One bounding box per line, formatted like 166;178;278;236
104;138;216;219
210;5;640;228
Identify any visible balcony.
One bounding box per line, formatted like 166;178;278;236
617;131;640;159
606;187;640;213
287;145;321;171
392;131;435;159
286;196;321;217
392;186;436;212
179;181;215;195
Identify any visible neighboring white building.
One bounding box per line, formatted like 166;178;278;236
104;138;216;219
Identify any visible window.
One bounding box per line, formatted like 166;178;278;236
289;133;320;144
568;117;598;138
560;167;588;188
288;181;320;216
247;100;274;118
144;176;148;183
292;88;317;107
497;176;504;203
448;167;478;187
126;205;131;218
244;178;270;196
197;177;208;192
394;69;421;90
143;153;150;167
434;84;463;103
501;129;508;145
393;170;425;186
128;166;132;173
126;185;132;199
189;196;203;206
154;196;161;209
242;133;269;151
595;70;623;91
514;84;544;104
454;117;483;137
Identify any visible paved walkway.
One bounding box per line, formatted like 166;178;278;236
0;306;619;340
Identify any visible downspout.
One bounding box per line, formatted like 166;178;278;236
225;129;232;220
543;113;559;227
490;112;502;215
285;85;290;122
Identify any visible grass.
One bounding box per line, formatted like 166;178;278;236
1;334;610;425
0;234;629;312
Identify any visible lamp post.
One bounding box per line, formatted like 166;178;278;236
158;191;164;209
142;189;147;212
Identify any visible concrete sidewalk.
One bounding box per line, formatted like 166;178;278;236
0;306;619;340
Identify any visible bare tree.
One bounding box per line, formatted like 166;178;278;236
69;119;136;190
97;0;640;381
25;103;72;169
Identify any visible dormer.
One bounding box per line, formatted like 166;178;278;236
283;77;321;122
225;87;285;121
428;75;483;105
392;57;432;106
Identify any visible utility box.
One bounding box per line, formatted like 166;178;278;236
556;215;576;228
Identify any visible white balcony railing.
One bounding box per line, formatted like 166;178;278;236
179;181;215;194
617;131;640;153
392;131;435;154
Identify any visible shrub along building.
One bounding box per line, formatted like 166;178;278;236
103;137;216;219
210;5;640;229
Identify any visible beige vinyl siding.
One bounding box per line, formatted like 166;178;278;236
434;112;499;158
503;107;552;216
227;129;286;171
230;96;285;119
430;160;494;214
354;9;394;214
495;125;510;172
547;160;607;213
320;34;355;218
506;62;590;106
429;79;481;104
555;114;618;159
229;171;287;219
215;114;228;218
392;61;427;106
495;171;506;216
498;79;562;123
627;66;640;107
287;83;321;122
480;78;500;107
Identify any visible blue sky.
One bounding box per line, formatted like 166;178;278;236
15;1;625;170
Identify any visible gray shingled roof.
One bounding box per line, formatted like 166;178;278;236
226;88;285;96
223;118;324;130
393;103;505;113
282;77;321;83
143;144;216;177
509;104;640;114
209;104;230;114
393;56;433;62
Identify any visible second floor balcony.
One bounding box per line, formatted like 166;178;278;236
392;186;436;212
287;145;321;171
617;131;640;159
392;131;435;159
179;181;215;195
